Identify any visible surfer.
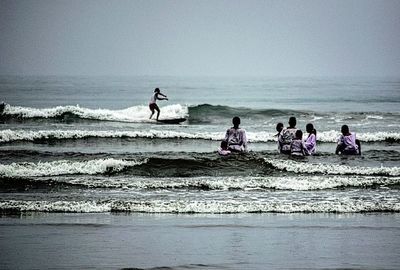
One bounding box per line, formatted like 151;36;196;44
224;116;248;152
336;125;361;155
279;117;297;154
149;88;168;120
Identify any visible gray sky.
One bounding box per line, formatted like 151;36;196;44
1;0;399;77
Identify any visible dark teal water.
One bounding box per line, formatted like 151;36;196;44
0;76;399;213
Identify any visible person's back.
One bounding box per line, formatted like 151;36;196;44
336;125;360;155
279;117;297;154
225;117;248;152
304;123;317;155
290;130;305;156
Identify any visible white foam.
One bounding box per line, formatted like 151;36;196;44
2;103;188;122
0;158;146;178
0;200;111;213
1;198;398;213
1;129;399;143
0;129;224;143
264;158;400;176
51;175;400;191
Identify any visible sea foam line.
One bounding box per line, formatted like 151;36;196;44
1;129;400;143
0;129;223;143
1;103;188;122
45;175;400;191
264;158;400;176
1;199;399;213
0;158;146;177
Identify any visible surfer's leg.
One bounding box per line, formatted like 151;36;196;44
149;104;155;119
154;104;160;120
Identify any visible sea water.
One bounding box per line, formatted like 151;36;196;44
0;75;399;213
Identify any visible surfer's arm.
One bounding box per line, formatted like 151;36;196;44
157;93;168;99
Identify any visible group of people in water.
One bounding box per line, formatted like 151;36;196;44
148;88;361;157
218;116;361;156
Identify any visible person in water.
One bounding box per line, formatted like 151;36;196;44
279;117;297;154
336;125;361;155
290;130;305;156
224;116;248;152
275;122;284;152
304;123;317;155
218;140;231;156
149;88;168;120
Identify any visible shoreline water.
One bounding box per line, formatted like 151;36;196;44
1;212;399;270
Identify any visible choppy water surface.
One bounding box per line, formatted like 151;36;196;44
1;76;399;213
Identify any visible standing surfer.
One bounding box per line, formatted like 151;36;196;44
149;88;168;120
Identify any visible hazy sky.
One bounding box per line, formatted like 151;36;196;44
1;0;399;77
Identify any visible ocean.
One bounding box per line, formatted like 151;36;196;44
0;76;400;269
1;75;399;214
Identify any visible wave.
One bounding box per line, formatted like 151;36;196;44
264;158;400;176
0;156;270;178
0;158;146;178
1;129;399;144
3;103;399;124
0;129;224;143
1;198;399;213
8;175;400;191
0;103;188;123
188;104;309;123
2;155;400;180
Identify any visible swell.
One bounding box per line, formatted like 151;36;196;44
187;104;309;123
1;156;400;179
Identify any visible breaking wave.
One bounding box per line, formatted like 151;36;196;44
8;175;400;191
2;103;399;125
1;198;399;213
264;158;400;176
0;158;146;178
0;103;187;122
1;129;399;143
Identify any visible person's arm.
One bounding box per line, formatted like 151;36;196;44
224;129;230;143
241;130;248;151
156;93;168;100
336;135;343;154
301;141;306;156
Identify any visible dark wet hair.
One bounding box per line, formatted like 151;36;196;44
276;122;284;132
341;125;349;135
295;129;303;139
306;123;317;136
289;117;296;128
232;116;241;126
154;88;160;93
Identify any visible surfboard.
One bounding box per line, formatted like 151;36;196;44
156;118;186;124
